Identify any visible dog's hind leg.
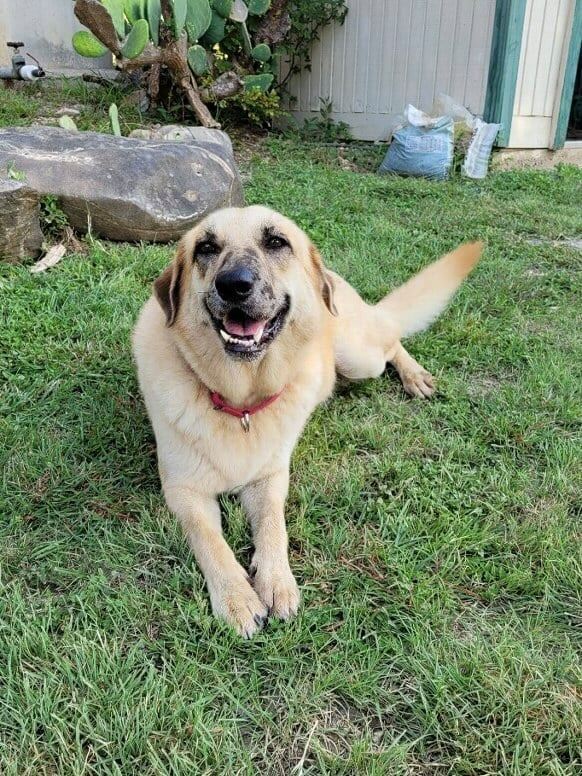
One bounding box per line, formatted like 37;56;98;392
389;342;435;398
331;242;482;394
331;271;401;381
332;281;434;395
331;271;432;395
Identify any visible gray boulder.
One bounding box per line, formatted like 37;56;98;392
0;126;243;242
129;125;234;154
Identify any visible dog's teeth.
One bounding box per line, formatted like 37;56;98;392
220;329;258;348
253;325;265;344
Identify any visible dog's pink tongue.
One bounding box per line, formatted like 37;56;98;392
224;318;267;337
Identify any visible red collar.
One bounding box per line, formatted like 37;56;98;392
210;388;284;432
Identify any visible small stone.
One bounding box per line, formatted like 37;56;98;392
55;107;81;117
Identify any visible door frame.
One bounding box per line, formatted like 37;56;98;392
551;0;582;149
483;0;528;147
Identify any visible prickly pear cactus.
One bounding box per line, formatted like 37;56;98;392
109;103;122;136
172;0;188;38
72;30;108;58
121;18;149;58
124;0;146;24
243;73;273;92
248;0;270;15
102;0;125;37
186;0;213;42
146;0;161;45
251;43;271;62
228;0;248;22
211;0;233;18
202;11;226;44
187;44;209;75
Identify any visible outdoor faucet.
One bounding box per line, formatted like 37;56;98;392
0;42;45;81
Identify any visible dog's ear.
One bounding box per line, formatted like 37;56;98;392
154;242;185;326
310;244;337;316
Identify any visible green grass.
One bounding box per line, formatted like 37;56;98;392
1;84;581;774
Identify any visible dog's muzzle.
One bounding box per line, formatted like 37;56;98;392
205;264;290;360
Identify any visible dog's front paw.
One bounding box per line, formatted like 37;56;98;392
251;559;300;620
401;369;435;398
210;573;269;638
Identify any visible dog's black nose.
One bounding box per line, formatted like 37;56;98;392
215;266;255;302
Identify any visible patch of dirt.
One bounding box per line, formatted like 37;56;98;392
526;237;582;251
493;147;582;171
466;374;503;398
257;699;392;774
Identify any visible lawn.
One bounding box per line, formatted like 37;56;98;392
1;82;581;774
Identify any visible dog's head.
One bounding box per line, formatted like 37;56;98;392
154;206;336;362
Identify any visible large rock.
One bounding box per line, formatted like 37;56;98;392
0;126;243;242
0;180;43;262
129;125;235;153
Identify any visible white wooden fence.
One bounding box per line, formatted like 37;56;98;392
284;0;497;140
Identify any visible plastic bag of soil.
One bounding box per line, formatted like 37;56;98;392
378;104;454;181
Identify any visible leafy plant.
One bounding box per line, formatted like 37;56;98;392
109;102;122;136
71;0;348;127
228;84;282;125
280;0;348;88
40;196;69;239
290;98;351;142
6;163;26;181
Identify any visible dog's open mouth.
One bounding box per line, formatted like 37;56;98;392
209;296;290;359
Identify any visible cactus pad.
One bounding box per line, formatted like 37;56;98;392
172;0;188;37
211;0;233;18
121;18;149;58
146;0;161;45
248;0;270;15
72;30;108;58
187;44;209;75
186;0;213;41
102;0;125;38
202;11;226;44
243;73;274;92
251;43;271;62
109;103;122;137
124;0;146;23
229;0;248;22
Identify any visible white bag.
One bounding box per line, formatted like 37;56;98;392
432;94;501;179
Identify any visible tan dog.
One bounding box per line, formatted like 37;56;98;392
133;206;482;637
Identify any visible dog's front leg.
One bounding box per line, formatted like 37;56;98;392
163;484;268;637
240;470;300;620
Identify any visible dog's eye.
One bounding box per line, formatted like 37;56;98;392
195;241;219;257
265;235;288;250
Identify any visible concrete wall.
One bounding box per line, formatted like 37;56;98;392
284;0;497;141
0;0;111;72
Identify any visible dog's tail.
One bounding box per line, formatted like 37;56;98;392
377;241;483;338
